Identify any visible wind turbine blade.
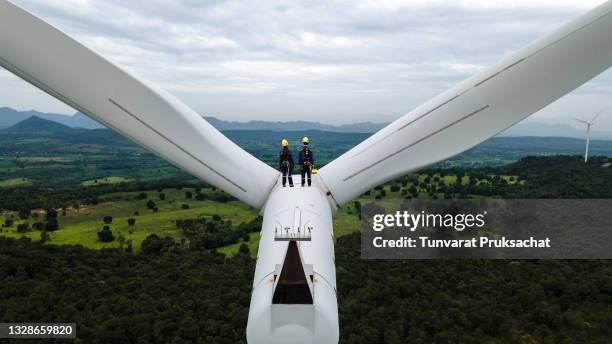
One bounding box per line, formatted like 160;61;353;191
0;0;279;209
318;0;612;207
574;117;591;125
591;110;602;123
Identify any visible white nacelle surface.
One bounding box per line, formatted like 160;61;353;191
247;176;339;344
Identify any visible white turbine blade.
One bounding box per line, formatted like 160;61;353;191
591;110;602;123
318;1;612;207
0;0;279;208
574;117;591;125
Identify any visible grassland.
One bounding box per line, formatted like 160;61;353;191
15;156;70;163
0;183;364;255
0;186;259;251
0;177;32;188
0;171;520;256
81;176;132;186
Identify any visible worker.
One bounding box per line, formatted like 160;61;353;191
279;139;294;187
299;137;315;187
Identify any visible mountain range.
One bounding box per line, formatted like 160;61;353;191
1;106;612;139
0;107;387;132
0;107;101;129
4;116;612;169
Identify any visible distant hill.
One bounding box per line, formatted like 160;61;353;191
499;121;612;140
1;117;612;171
0;107;386;132
4;116;75;134
204;116;387;133
0;107;103;129
2;106;612;138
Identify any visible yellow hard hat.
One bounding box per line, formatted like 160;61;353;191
281;139;289;147
311;168;318;174
302;137;309;144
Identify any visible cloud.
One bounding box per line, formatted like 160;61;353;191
1;0;611;130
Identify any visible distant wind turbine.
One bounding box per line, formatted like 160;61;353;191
574;111;602;163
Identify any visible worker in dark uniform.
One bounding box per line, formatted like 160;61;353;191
279;139;294;187
299;137;315;187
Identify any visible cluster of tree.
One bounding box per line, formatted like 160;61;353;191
1;155;611;342
1;230;609;343
141;234;178;255
0;236;253;343
178;215;262;249
97;226;114;242
191;191;235;203
335;233;612;343
370;156;612;201
0;179;210;212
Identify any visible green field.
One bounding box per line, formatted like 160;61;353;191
15;156;71;163
0;186;259;251
0;171;516;253
3;155;611;257
81;176;132;186
0;177;32;188
0;182;367;255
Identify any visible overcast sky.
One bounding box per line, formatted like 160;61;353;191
1;0;612;130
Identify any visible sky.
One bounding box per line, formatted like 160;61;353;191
1;0;612;130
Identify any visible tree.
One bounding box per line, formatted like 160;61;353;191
239;243;250;255
117;235;126;247
141;234;175;255
46;208;58;221
195;193;206;201
40;230;50;243
97;227;115;242
354;201;362;220
17;223;29;233
127;218;136;226
158;193;166;200
18;207;30;219
103;215;113;224
45;218;59;231
181;204;189;210
3;219;13;227
185;191;193;199
146;200;156;210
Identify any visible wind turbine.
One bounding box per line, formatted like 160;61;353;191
2;0;612;343
574;111;602;162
